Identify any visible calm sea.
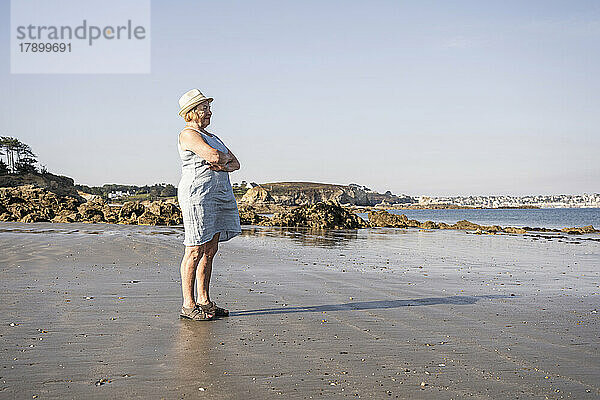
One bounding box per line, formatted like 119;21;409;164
354;208;600;229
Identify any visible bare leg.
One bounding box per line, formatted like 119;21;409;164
180;245;204;308
197;232;220;305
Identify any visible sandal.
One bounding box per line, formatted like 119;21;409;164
180;304;215;321
197;300;229;317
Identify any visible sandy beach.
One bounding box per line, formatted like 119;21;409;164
0;222;599;399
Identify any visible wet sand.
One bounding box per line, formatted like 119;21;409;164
0;222;599;399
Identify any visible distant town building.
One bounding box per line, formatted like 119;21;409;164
417;193;600;208
108;190;132;199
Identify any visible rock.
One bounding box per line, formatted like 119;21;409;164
261;201;369;229
367;210;410;228
0;185;186;226
0;212;14;221
51;210;80;223
0;185;84;223
523;226;561;233
101;205;120;224
0;172;84;199
238;204;268;225
20;212;52;223
240;186;274;205
146;200;183;225
137;210;163;225
419;220;439;229
77;197;106;223
482;225;503;233
119;201;146;224
561;225;597;234
503;227;527;234
451;220;482;231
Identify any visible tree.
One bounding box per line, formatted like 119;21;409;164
0;159;8;174
0;137;38;174
16;157;38;173
160;184;176;197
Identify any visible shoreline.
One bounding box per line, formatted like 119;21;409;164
1;185;598;235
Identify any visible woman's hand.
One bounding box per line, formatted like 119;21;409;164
208;151;240;172
209;163;235;172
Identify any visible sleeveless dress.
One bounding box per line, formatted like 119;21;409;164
177;127;242;246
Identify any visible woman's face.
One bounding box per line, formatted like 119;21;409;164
198;101;212;128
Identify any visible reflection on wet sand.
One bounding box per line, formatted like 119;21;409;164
171;319;254;398
171;320;217;393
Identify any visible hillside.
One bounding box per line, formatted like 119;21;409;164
240;181;414;210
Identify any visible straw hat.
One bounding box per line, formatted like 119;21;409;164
178;89;213;117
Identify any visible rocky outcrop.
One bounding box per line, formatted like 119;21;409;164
0;172;84;200
0;185;82;223
503;227;528;234
238;204;269;225
240;186;275;206
2;186;597;235
367;210;421;228
0;186;182;225
367;209;597;235
561;225;597;234
119;201;146;223
260;200;370;229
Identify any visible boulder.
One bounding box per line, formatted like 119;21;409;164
482;225;503;233
51;210;80;223
101;205;121;224
261;200;369;229
119;201;146;224
419;220;439;229
451;220;482;231
137;210;164;225
77;197;106;223
238;204;268;225
367;210;409;228
240;186;275;205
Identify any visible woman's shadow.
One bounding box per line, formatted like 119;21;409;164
230;294;514;316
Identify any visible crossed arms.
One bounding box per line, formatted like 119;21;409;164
179;129;240;172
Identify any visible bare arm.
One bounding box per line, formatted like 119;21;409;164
225;150;240;171
209;147;240;172
179;129;233;165
209;152;240;172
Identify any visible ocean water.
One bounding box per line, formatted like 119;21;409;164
355;208;600;230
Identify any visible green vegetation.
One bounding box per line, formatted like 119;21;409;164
74;183;177;202
232;180;250;197
0;136;46;174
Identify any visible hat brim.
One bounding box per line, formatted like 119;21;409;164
178;96;214;117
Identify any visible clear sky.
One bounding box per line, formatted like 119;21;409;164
1;0;598;196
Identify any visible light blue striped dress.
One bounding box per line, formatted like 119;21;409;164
177;127;241;246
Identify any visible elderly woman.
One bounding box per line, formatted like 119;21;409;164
176;89;242;321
